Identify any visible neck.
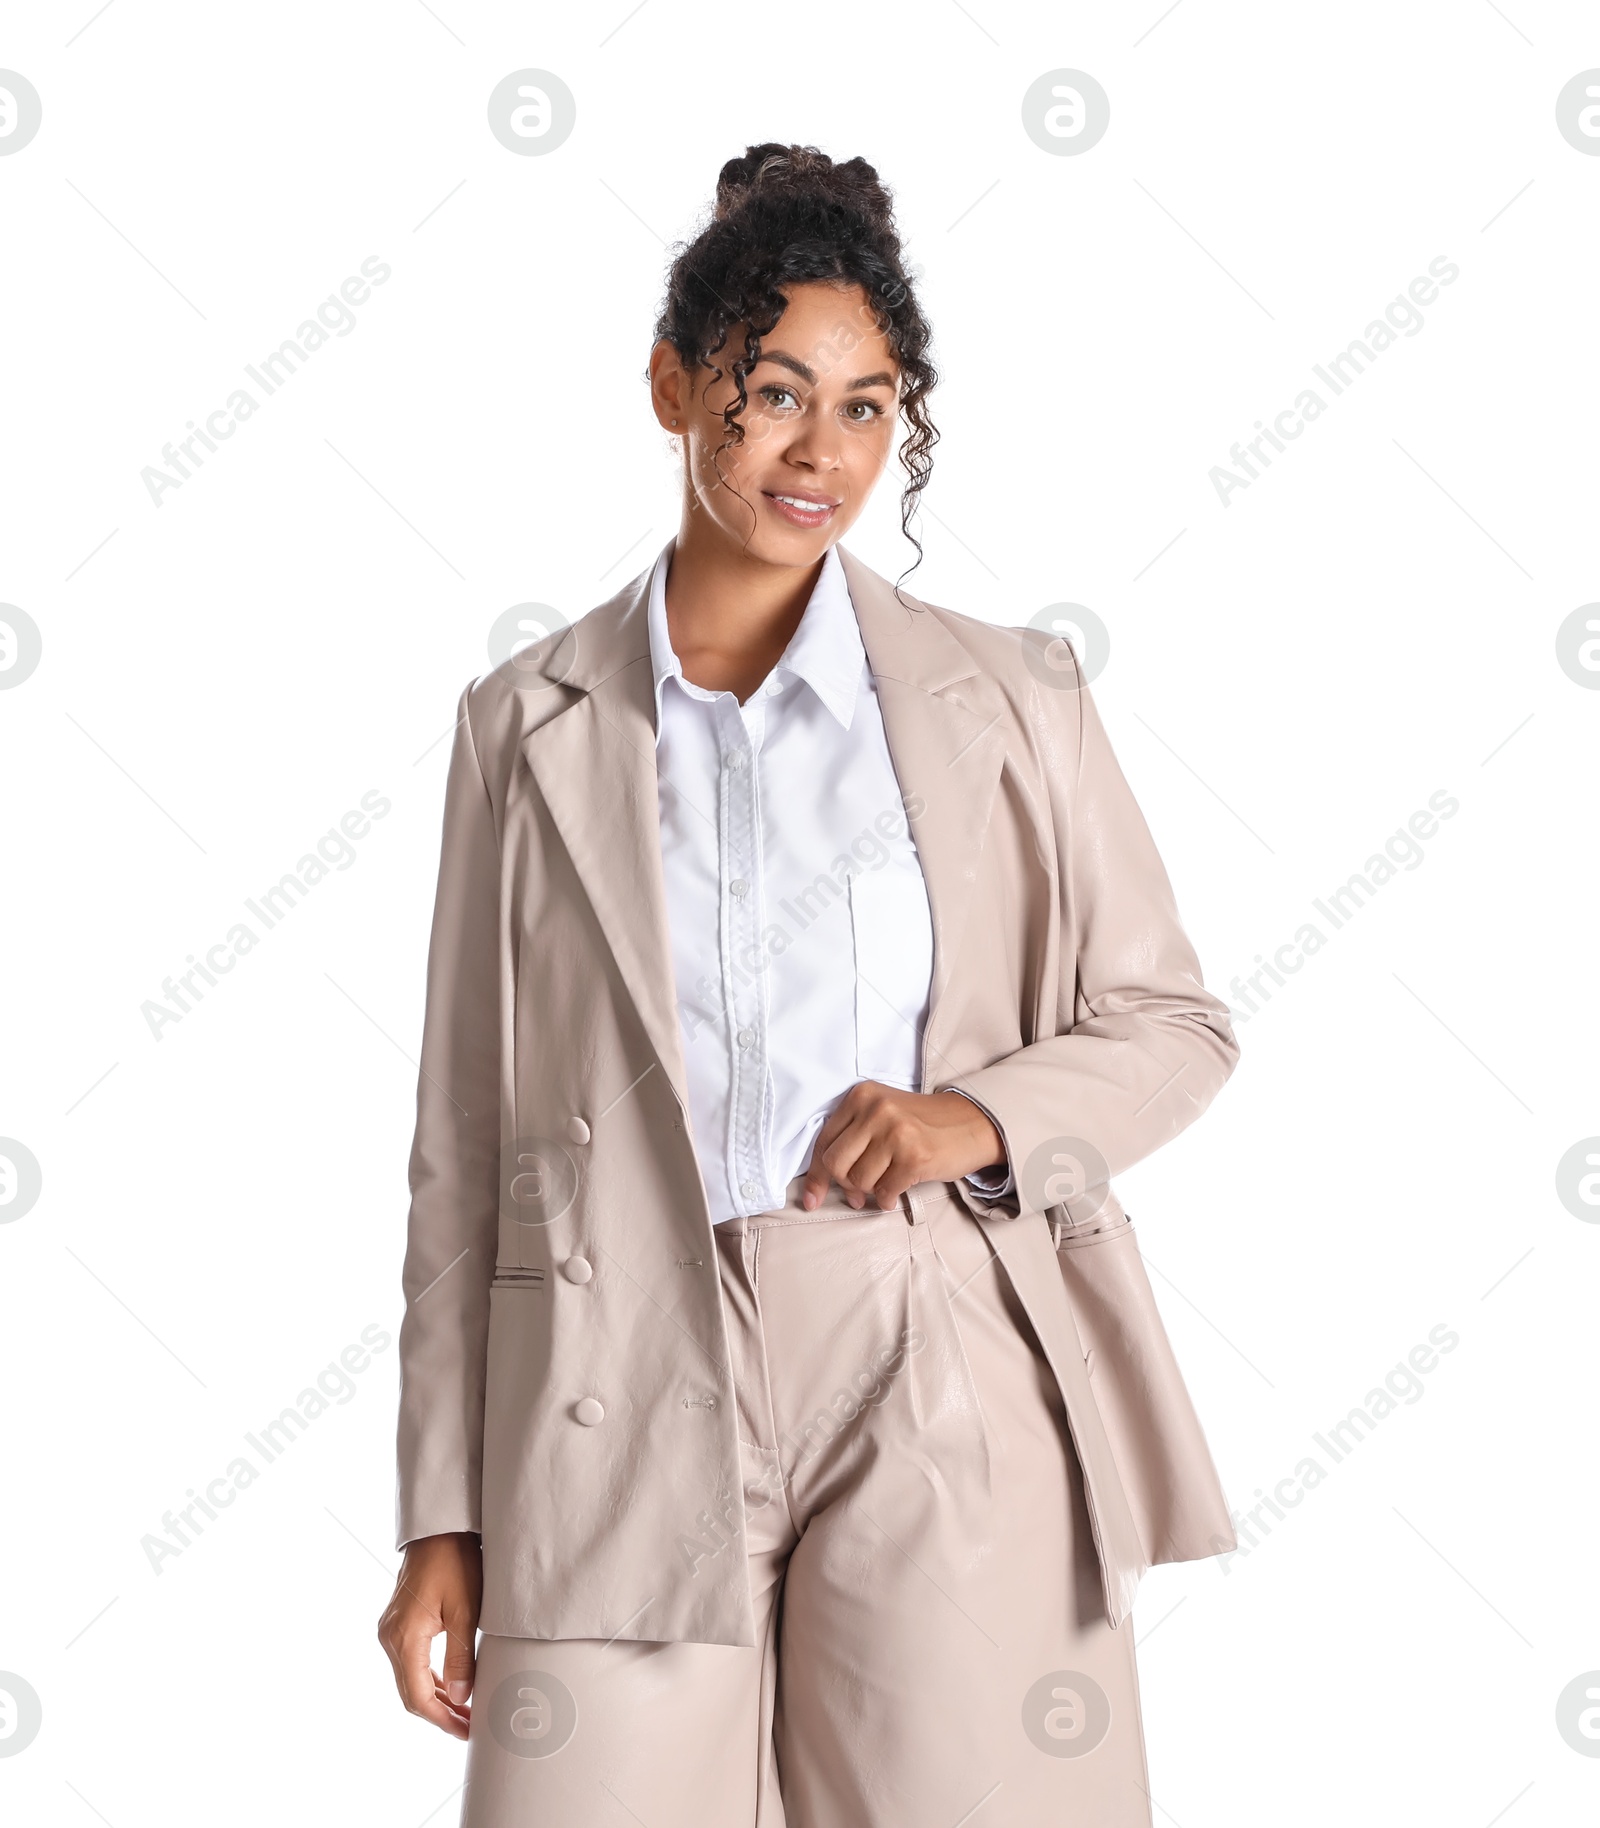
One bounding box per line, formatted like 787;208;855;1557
664;518;828;700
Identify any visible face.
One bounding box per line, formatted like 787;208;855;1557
650;279;901;563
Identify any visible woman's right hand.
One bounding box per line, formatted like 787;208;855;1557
377;1530;483;1739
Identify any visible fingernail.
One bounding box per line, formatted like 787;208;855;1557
447;1680;470;1705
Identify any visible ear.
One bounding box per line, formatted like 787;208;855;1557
648;337;692;433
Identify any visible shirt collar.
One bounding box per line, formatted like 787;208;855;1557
646;538;865;739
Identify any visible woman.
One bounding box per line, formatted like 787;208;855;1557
378;142;1240;1827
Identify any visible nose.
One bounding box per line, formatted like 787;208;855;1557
778;411;845;475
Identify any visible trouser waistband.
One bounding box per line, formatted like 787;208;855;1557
722;1173;956;1232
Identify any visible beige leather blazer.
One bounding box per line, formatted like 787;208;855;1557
394;541;1241;1645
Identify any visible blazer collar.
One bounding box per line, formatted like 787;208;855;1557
521;542;1008;1115
552;539;983;697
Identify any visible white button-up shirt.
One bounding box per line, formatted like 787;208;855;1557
647;538;1012;1226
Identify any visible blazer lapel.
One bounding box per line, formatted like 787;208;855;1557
518;542;1009;1116
519;565;692;1112
838;546;1009;1094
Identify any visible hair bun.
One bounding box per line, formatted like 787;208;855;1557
713;142;894;228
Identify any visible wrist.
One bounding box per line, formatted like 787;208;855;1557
936;1087;1014;1196
936;1089;1004;1177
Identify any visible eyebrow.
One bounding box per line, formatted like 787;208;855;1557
754;349;898;391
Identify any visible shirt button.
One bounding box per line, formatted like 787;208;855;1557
562;1256;593;1284
726;751;747;770
767;675;785;696
729;878;749;899
566;1116;591;1144
740;1180;758;1200
573;1397;605;1426
736;1027;755;1049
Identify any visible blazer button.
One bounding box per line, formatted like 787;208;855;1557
574;1397;605;1426
562;1255;593;1285
567;1116;591;1144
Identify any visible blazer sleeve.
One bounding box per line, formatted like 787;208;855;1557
394;681;503;1548
948;636;1239;1224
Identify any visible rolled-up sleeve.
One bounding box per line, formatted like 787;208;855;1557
947;1086;1016;1197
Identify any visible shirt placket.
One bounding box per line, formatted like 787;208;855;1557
717;691;773;1216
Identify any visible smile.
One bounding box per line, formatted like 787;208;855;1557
764;492;839;525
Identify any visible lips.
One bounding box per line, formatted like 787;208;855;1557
764;491;840;526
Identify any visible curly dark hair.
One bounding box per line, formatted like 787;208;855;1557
653;141;939;596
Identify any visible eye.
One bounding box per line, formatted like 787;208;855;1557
759;384;801;411
845;400;887;421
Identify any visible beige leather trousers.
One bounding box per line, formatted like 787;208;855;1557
460;1176;1152;1827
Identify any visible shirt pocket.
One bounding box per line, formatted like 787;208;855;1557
848;853;935;1089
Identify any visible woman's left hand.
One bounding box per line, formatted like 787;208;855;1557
800;1084;1006;1212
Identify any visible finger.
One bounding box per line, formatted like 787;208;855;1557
399;1617;473;1738
432;1676;473;1738
818;1114;875;1204
400;1617;444;1716
866;1116;925;1207
405;1655;470;1739
870;1151;919;1209
799;1125;835;1208
851;1134;903;1207
800;1160;831;1209
801;1103;853;1207
834;1108;895;1188
442;1598;478;1709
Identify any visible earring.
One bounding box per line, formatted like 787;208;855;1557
671;419;679;426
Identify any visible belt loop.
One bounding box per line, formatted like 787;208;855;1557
902;1180;938;1227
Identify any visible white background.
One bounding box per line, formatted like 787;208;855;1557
2;2;1598;1823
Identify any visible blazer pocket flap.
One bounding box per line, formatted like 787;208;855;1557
1053;1222;1235;1566
1053;1184;1131;1247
